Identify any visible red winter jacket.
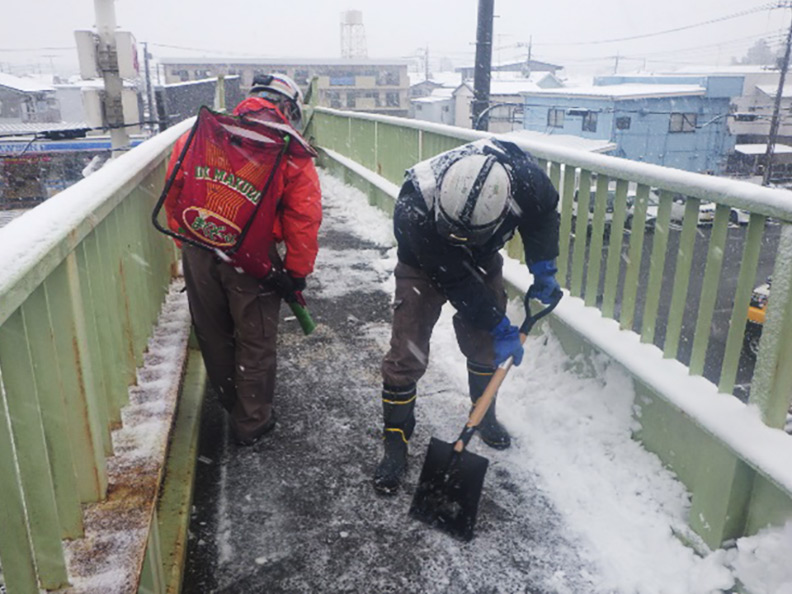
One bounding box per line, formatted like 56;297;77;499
163;97;322;278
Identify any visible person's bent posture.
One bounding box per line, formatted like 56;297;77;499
374;138;560;495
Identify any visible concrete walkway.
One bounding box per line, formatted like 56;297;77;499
181;198;597;593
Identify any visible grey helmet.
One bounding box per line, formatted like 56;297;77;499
250;73;304;129
435;154;511;245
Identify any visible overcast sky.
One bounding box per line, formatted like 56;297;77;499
0;0;788;79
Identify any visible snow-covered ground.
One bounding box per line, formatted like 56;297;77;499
316;169;792;594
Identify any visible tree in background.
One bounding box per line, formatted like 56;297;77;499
733;39;781;67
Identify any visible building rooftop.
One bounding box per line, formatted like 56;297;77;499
521;83;705;100
0;72;54;93
503;129;617;154
755;84;792;98
735;143;792;155
159;57;410;66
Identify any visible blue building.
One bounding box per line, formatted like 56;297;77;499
521;75;742;174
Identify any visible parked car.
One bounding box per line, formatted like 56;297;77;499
642;193;724;229
670;194;716;225
730;208;750;225
744;277;771;357
572;188;635;231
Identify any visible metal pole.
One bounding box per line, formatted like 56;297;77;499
94;0;129;156
471;0;494;131
143;42;156;133
762;5;792;186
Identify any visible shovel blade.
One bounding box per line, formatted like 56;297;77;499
409;437;489;541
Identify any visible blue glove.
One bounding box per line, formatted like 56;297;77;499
490;316;524;367
528;260;561;304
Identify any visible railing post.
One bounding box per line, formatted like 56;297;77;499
22;286;83;539
663;197;700;358
690;204;730;376
0;372;40;594
0;309;69;589
641;190;673;344
719;214;765;394
557;165;576;285
750;222;792;427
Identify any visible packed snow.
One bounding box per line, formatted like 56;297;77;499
316;169;792;594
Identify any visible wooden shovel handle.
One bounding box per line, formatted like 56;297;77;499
453;332;527;453
451;288;562;454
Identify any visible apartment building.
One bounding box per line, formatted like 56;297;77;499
159;57;410;116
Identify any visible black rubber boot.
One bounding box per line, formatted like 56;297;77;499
468;361;511;450
373;384;416;495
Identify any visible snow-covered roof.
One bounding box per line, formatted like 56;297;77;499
408;71;463;88
668;65;779;75
489;79;544;95
0;72;55;93
0;122;89;136
412;87;455;103
521;83;705;100
160;57;409;66
54;78;139;91
159;75;241;89
756;84;792;98
735;143;792;155
502;129;616;154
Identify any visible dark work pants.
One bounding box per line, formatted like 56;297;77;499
381;256;507;388
182;244;281;442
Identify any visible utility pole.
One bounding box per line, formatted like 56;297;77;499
94;0;129;156
763;3;792;186
425;45;430;80
471;0;494;131
143;42;156;132
614;52;620;74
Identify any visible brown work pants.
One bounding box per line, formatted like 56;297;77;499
381;256;507;388
182;245;281;442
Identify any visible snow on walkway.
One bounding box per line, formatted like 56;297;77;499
183;170;792;594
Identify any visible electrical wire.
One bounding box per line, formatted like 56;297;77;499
532;3;779;47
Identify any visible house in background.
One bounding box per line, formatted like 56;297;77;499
160;57;411;117
456;58;563;80
411;71;564;131
454;71;564;132
521;74;740;174
412;87;455;125
664;66;790;145
0;72;60;124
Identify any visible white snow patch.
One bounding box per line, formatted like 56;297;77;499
318;165;792;593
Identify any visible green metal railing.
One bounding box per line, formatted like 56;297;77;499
2;102;791;591
0;121;189;593
308;107;792;429
307;107;792;549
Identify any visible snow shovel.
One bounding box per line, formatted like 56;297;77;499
409;288;563;541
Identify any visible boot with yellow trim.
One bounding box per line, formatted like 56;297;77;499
373;383;416;495
468;360;511;450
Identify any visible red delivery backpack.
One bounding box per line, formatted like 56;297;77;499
152;104;317;279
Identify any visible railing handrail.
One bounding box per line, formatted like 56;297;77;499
0;119;193;328
314;106;792;221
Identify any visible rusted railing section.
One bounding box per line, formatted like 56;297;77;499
0;119;192;593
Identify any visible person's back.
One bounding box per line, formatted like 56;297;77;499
162;73;322;447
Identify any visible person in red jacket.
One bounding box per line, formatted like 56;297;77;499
164;74;322;446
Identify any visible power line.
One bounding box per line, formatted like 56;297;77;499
531;3;778;47
0;46;74;53
148;42;274;58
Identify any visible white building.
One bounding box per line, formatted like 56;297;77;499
453;72;564;132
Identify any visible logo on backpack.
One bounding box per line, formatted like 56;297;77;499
182;206;241;247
